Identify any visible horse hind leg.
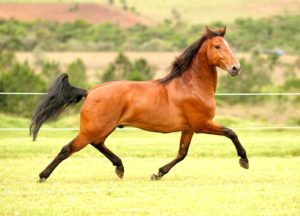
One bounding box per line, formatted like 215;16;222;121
91;142;124;179
39;134;90;182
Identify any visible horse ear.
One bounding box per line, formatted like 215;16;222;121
221;25;227;36
205;26;215;38
206;26;212;33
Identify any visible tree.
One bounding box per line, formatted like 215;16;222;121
128;58;153;81
120;0;128;10
101;52;154;82
40;60;62;83
66;59;88;88
0;50;16;73
102;63;116;82
0;62;46;117
102;52;131;82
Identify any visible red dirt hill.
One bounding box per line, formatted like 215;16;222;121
0;3;152;27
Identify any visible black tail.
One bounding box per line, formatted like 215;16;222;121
30;73;87;141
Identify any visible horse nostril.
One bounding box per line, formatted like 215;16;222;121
232;65;238;72
231;65;241;73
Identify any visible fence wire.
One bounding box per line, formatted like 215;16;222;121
1;92;300;96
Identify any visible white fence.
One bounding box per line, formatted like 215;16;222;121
0;92;299;131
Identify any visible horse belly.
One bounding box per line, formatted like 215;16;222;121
121;105;190;133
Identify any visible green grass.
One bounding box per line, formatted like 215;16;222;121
0;112;81;128
1;130;300;158
1;157;300;216
0;130;300;215
1;0;299;24
0;113;29;128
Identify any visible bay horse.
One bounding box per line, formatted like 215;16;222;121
30;27;249;182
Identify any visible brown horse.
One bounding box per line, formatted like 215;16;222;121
30;26;249;182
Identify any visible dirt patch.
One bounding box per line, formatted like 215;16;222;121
0;3;153;27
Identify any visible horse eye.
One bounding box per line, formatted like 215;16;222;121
214;45;221;49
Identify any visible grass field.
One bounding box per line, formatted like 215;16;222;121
1;0;300;24
0;129;299;215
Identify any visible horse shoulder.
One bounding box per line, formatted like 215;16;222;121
177;90;216;129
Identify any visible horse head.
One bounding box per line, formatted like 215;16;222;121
205;26;241;76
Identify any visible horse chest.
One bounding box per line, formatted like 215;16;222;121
183;97;216;122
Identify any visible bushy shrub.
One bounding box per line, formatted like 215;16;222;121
101;52;154;82
0;62;46;117
40;60;62;83
66;59;88;88
0;50;16;72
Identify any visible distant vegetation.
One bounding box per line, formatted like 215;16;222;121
101;52;154;82
0;15;300;54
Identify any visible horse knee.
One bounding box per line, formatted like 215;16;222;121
180;150;188;159
177;148;188;162
56;144;73;160
62;145;71;156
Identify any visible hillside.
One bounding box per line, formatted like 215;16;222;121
0;0;299;24
0;3;152;27
109;0;300;24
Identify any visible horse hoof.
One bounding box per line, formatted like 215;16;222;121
115;166;124;179
150;174;162;181
38;177;47;183
151;174;160;181
239;158;249;169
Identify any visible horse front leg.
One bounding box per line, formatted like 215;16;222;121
151;130;194;180
200;121;249;169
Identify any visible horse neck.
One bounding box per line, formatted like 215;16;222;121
181;44;218;95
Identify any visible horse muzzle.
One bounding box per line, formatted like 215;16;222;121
228;64;241;77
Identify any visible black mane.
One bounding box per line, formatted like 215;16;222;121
160;30;224;84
